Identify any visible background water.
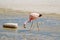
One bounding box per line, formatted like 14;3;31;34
0;13;60;40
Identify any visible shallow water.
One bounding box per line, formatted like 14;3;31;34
0;13;60;40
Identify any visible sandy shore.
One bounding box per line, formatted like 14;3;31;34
0;8;60;20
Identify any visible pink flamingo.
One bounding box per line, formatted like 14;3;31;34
23;13;42;31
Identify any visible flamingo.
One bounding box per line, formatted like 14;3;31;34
23;12;42;31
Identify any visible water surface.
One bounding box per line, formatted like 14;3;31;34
0;13;60;40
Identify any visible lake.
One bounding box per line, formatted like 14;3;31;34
0;13;60;40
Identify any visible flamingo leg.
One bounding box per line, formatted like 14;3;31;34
37;22;39;31
29;21;33;31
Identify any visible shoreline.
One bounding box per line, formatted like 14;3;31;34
0;8;60;20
